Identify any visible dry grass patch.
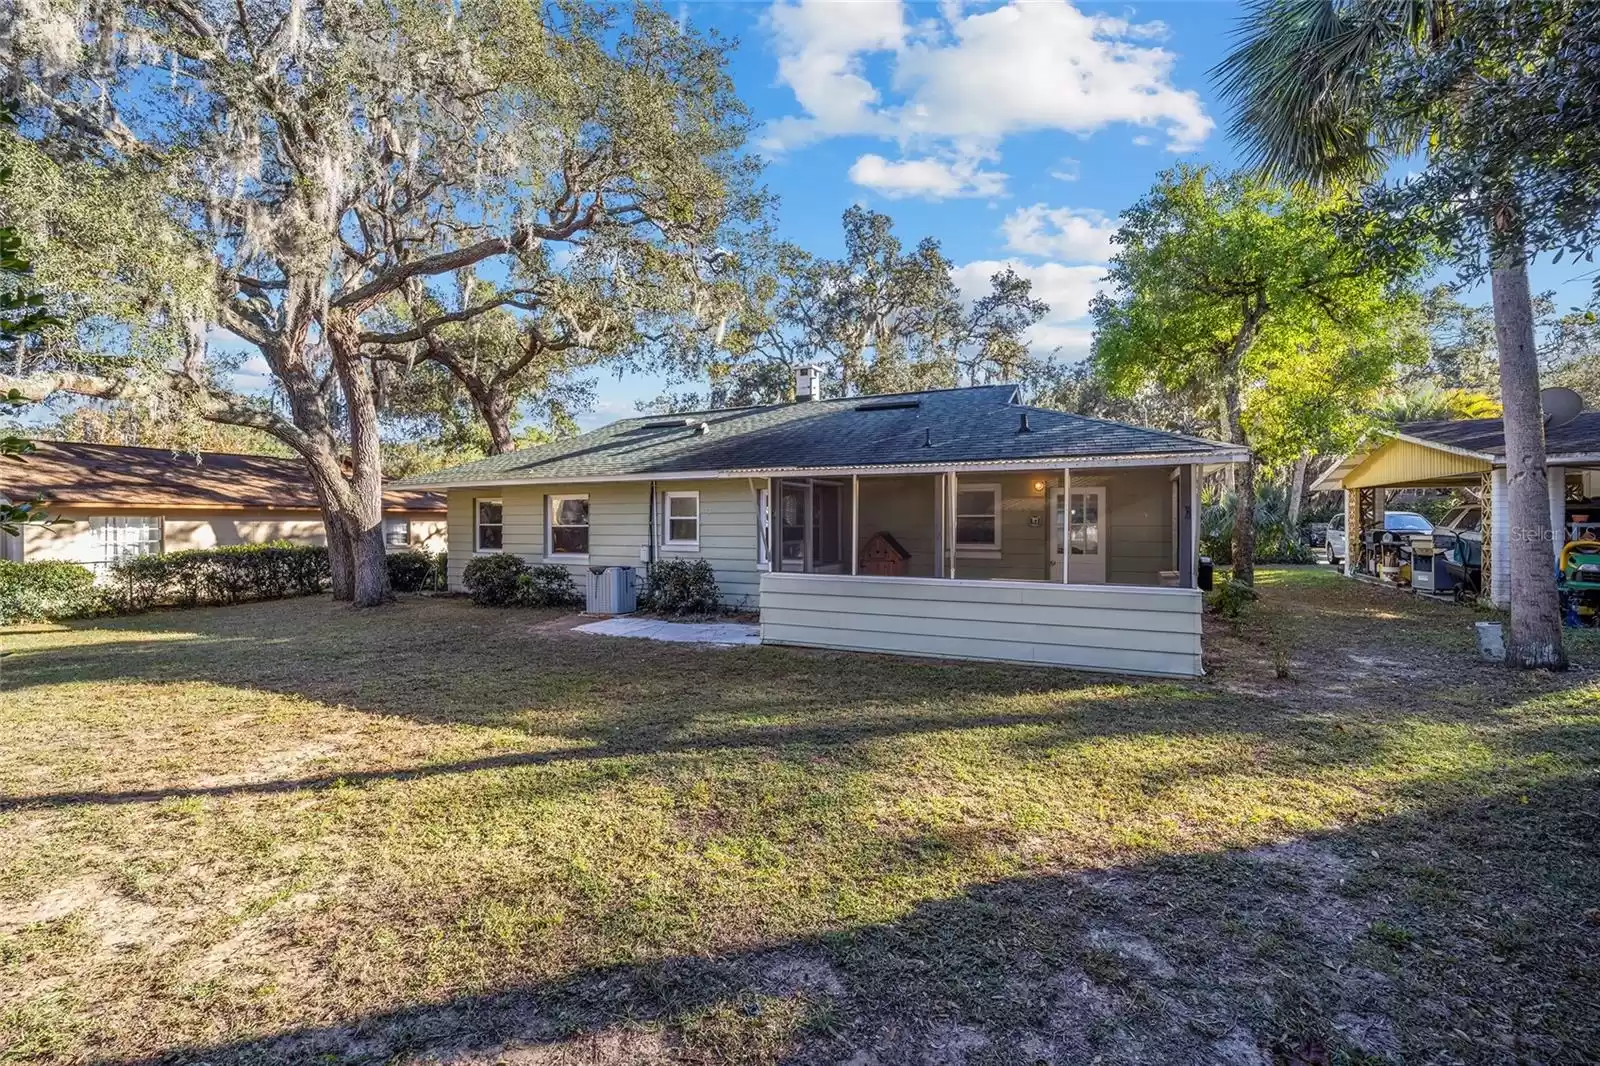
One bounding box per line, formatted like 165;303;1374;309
1;572;1597;1064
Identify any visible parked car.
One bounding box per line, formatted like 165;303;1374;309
1324;510;1433;565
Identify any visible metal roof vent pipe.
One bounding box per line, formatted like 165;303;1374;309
795;364;822;403
1018;411;1032;433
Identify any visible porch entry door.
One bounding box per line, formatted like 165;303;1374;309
1048;486;1107;584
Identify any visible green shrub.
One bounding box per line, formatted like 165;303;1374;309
386;549;434;593
641;558;721;616
102;543;328;612
106;554;173;612
461;555;579;608
1206;576;1259;619
281;545;331;596
462;553;528;606
1202;482;1315;565
520;564;581;607
0;560;101;623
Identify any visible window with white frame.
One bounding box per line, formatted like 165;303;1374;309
92;515;163;565
756;487;771;569
955;483;1001;552
475;498;503;552
547;494;590;556
384;517;411;548
662;491;700;549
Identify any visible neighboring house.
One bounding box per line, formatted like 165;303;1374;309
2;441;447;571
399;377;1247;678
1313;412;1600;605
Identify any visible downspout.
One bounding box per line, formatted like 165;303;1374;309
647;481;657;567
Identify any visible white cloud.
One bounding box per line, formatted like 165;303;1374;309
1001;204;1118;261
1050;157;1081;182
763;0;905;151
848;150;1006;200
763;0;1212;155
951;259;1108;358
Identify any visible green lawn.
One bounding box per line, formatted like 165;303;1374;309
1;568;1597;1065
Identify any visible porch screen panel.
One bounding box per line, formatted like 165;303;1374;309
778;480;809;571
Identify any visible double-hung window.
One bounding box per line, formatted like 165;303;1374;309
955;483;1001;553
547;494;590;557
384;517;411;549
92;515;163;566
662;491;700;550
475;499;503;552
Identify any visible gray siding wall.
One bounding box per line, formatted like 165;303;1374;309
760;572;1203;678
446;479;763;608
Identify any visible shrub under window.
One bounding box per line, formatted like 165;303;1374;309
386;549;435;592
640;558;721;616
461;554;579;608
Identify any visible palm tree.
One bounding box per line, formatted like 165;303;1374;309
1215;0;1567;669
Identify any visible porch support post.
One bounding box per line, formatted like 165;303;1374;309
804;479;814;574
1177;463;1196;588
947;470;958;579
1549;466;1568;566
1061;465;1071;583
851;474;860;576
933;474;945;578
769;477;779;572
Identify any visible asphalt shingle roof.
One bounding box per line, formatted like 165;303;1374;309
9;441;446;511
1399;411;1600;459
397;384;1240;488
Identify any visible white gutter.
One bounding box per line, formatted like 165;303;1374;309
399;450;1250;490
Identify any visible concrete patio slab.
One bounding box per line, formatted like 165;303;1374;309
573;616;760;646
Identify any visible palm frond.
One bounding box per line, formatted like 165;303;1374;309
1213;0;1444;189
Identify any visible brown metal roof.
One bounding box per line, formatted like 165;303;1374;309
3;441;447;513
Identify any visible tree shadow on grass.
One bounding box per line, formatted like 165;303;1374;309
5;594;1595;814
86;775;1600;1066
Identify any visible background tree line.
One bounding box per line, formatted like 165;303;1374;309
2;0;1596;670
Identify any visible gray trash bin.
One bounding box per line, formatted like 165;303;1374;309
585;565;638;615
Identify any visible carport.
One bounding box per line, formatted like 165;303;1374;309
1313;413;1600;606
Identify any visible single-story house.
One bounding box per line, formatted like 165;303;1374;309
1312;412;1600;605
398;378;1248;678
2;441;448;570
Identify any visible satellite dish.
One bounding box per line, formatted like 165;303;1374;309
1541;386;1585;429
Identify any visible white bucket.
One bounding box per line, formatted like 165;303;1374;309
1475;621;1506;663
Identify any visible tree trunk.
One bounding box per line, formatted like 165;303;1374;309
483;387;516;453
323;507;355;601
1232;454;1258;586
328;314;393;608
1490;247;1566;669
1218;376;1255;586
1286;453;1309;533
352;519;390;607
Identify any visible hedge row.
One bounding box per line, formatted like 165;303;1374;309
1;546;450;623
107;543;333;611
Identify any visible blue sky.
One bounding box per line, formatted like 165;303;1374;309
581;0;1251;424
215;1;1594;430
